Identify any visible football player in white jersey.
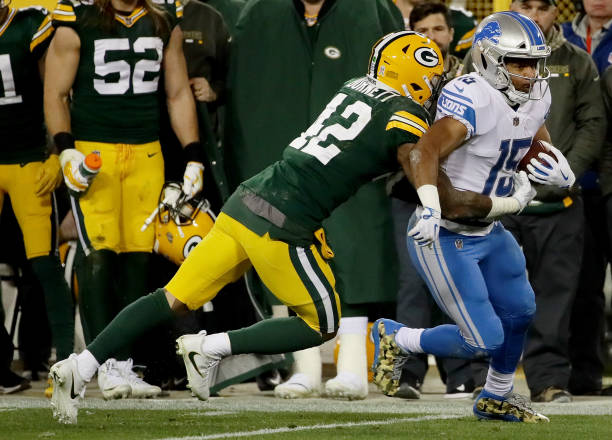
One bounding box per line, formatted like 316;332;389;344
372;12;575;422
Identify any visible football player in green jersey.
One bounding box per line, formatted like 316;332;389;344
0;2;75;394
49;31;529;424
45;0;203;400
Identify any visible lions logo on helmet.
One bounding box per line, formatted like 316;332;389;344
152;182;216;265
368;31;444;107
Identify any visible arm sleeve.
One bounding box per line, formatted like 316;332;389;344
565;54;607;179
51;0;78;29
27;8;54;59
385;107;430;145
435;76;492;140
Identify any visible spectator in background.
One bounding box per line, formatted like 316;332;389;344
560;0;612;396
500;0;605;402
392;0;477;58
390;0;484;400
0;2;74;396
224;0;403;400
562;0;612;73
201;0;246;35
595;64;612;396
0;325;30;394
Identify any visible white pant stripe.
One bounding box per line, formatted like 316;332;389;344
432;241;485;348
70;196;91;256
296;247;335;333
417;241;485;348
414;244;451;317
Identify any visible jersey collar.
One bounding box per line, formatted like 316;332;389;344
114;6;148;28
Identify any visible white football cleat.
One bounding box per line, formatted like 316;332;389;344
324;372;368;400
117;359;162;398
98;359;131;400
49;354;86;424
274;373;320;399
176;331;221;400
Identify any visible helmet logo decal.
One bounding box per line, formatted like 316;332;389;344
414;47;439;68
474;21;502;46
324;46;341;59
183;236;202;259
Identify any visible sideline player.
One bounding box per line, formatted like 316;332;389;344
0;1;75;389
49;31;535;424
44;0;203;399
372;12;575;423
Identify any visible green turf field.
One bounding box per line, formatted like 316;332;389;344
1;408;611;440
2;389;612;440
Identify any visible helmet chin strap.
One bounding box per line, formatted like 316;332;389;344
497;68;529;106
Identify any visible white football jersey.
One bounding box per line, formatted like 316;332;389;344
435;72;551;197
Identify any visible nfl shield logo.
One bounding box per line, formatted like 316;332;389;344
455;239;463;250
513;117;519;126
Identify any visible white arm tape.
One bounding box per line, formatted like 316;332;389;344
416;184;441;211
485;196;520;220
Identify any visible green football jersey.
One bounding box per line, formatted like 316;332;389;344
225;76;430;240
0;7;53;164
52;0;182;144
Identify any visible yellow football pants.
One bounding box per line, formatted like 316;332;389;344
166;213;341;335
72;140;164;254
0;162;55;259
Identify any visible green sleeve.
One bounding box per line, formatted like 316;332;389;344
21;7;54;59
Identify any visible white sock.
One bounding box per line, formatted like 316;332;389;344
76;350;100;382
395;327;425;353
337;316;368;335
201;332;232;358
335;333;367;386
290;346;321;389
484;366;514;396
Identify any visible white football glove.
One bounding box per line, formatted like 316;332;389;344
512;171;537;212
59;148;89;193
407;207;441;247
182;161;204;200
526;142;575;189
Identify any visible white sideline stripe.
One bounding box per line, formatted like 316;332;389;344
157;415;462;440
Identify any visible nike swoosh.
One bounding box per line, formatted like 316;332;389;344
70;372;79;399
561;171;569;180
147;152;158;158
188;352;204;377
455;85;464;93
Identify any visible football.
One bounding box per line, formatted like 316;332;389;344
518;139;557;173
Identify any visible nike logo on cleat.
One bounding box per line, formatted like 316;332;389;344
188;352;204;377
70;372;79;399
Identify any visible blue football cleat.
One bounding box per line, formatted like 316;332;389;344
473;388;549;423
370;318;410;396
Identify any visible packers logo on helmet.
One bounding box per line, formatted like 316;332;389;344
368;31;444;106
152;182;216;265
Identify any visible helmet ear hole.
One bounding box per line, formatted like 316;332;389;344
411;83;423;91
